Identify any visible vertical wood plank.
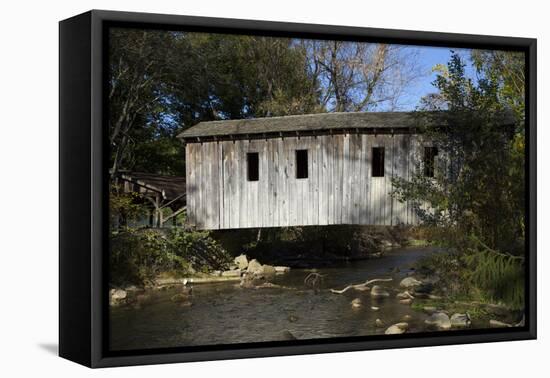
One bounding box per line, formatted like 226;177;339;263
342;134;349;224
397;135;409;225
279;138;288;227
384;135;392;225
409;135;419;225
387;135;393;226
366;135;373;225
267;138;275;227
205;142;213;229
221;141;230;229
359;134;367;224
327;135;334;224
305;137;314;226
294;137;303;226
312;136;320;226
355;134;362;225
335;134;341;225
248;140;258;229
217;142;223;229
185;144;194;226
228;141;238;228
319;136;328;225
288;137;297;226
374;135;384;225
237;140;247;229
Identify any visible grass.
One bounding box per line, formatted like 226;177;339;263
406;239;431;247
411;297;493;321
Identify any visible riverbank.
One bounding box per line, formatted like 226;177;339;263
109;224;418;291
110;254;293;306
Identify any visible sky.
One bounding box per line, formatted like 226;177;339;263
394;46;477;111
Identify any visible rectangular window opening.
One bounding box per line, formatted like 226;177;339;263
372;147;385;177
424;147;438;177
296;149;308;179
247;152;259;181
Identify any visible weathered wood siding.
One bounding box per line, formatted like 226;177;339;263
186;133;429;230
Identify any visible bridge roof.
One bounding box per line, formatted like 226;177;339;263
177;111;421;140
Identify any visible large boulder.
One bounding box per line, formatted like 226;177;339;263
396;291;414;300
261;264;277;277
400;277;422;288
385;322;409;335
489;319;512;328
111;289;127;300
110;289;127;306
370;285;390;299
240;272;256;289
275;266;291;273
425;312;452;330
247;259;263;275
234;254;249;270
450;313;471;328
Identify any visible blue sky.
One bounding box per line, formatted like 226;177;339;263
397;46;476;110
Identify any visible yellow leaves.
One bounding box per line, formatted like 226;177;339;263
512;133;525;153
432;63;449;78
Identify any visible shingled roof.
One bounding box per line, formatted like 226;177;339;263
177;112;421;140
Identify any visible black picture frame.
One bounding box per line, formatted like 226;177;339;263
59;9;537;368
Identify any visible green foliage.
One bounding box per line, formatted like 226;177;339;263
108;31;324;176
110;229;187;286
109;228;232;286
416;251;470;297
392;52;526;309
463;237;525;309
170;229;232;273
471;50;525;129
393;52;525;253
109;188;148;228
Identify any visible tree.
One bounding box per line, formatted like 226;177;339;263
108;31;325;177
391;52;526;307
108;31;423;177
301;40;421;112
108;29;177;177
471;50;525;128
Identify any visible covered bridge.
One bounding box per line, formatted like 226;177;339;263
178;112;437;230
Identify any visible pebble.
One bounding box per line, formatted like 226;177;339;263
385;322;409;334
351;298;362;308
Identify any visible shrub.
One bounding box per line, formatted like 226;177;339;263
109;228;231;286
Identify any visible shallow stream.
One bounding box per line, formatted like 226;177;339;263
110;246;446;351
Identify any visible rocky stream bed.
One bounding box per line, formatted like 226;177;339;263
109;246;522;351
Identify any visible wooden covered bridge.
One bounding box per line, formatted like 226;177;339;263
178;112;438;230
